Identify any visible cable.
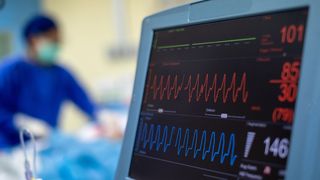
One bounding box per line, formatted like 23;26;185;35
20;128;38;180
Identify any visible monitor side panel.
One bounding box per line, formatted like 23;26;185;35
286;0;320;179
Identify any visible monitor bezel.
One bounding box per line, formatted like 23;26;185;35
116;0;320;179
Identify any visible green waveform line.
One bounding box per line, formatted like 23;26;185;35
192;37;257;46
156;37;257;50
157;43;190;49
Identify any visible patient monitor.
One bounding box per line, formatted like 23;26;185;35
116;0;320;179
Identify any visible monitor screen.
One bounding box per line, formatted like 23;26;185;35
129;8;308;180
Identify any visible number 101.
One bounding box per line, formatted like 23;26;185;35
280;25;304;44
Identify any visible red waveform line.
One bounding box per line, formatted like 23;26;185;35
144;71;248;104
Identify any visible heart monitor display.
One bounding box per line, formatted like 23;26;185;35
129;8;308;180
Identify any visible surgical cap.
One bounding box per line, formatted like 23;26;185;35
23;15;58;42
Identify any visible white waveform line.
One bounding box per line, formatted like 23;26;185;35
244;132;256;158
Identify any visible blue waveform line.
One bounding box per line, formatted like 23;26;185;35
138;123;237;166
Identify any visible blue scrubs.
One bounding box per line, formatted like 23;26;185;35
0;56;95;148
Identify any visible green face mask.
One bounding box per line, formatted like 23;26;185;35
36;41;60;65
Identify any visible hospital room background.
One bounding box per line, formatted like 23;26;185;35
0;0;191;179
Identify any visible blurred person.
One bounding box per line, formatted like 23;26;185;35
0;15;97;149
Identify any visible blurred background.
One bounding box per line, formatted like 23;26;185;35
0;0;191;133
0;0;191;179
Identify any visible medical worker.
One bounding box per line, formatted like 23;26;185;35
0;15;96;148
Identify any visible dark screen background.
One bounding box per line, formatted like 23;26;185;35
129;8;308;180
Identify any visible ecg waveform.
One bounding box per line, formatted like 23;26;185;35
137;123;238;166
144;71;248;104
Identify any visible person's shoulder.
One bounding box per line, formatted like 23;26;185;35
0;56;27;72
52;63;75;79
52;63;70;74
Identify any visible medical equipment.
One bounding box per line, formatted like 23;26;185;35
116;0;320;179
20;128;42;180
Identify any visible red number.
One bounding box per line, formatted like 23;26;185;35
287;25;297;43
278;84;288;102
297;25;304;42
278;61;300;102
281;25;304;44
272;108;294;124
281;62;291;81
281;26;286;43
291;61;300;81
278;84;297;103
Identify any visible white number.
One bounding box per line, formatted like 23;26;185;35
270;138;280;156
264;137;289;159
264;137;270;155
278;138;289;159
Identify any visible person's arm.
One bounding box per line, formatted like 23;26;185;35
63;68;96;121
0;106;20;149
0;62;20;148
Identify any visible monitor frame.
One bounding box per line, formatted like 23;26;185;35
116;0;320;179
